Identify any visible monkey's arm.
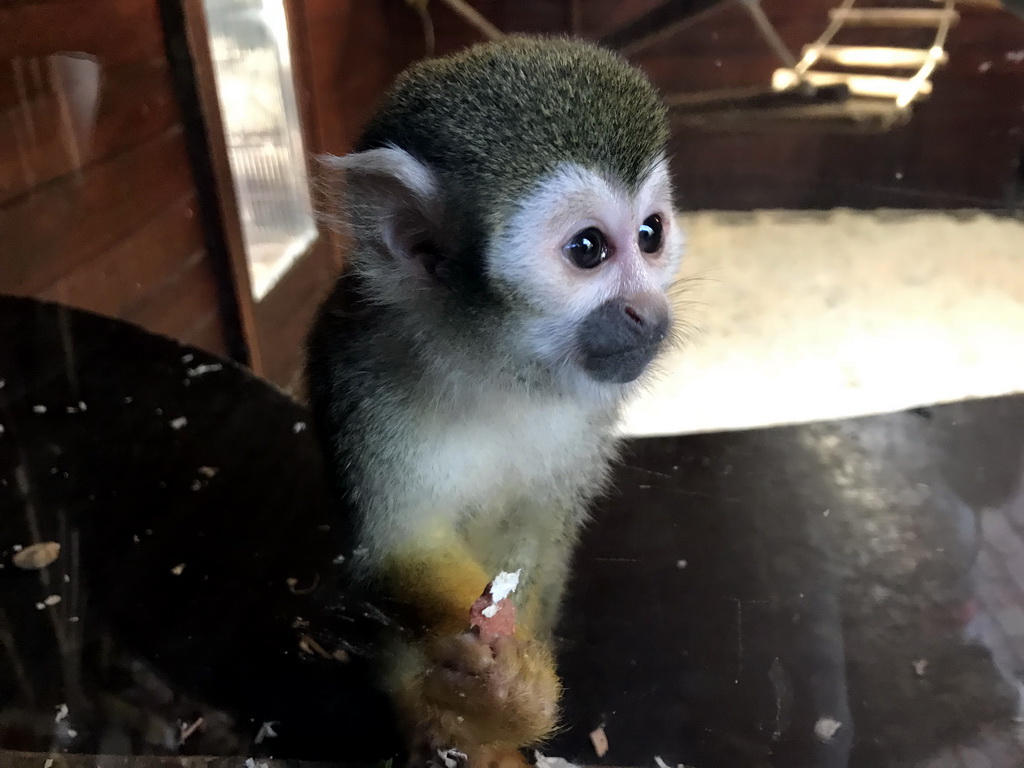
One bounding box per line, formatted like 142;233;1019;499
374;534;560;761
381;539;493;636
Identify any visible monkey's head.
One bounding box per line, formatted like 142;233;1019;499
324;36;683;396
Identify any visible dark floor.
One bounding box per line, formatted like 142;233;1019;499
3;296;1024;768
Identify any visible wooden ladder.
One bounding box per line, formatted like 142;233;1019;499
772;0;959;110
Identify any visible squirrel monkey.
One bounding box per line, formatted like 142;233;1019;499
307;35;683;768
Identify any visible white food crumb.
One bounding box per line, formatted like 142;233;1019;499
12;544;22;552
43;595;62;607
187;363;223;377
438;748;468;768
676;559;688;569
912;658;928;676
979;61;992;72
33;405;47;414
182;353;194;363
482;604;499;618
55;704;68;722
814;717;842;743
1007;50;1024;63
78;401;87;411
254;720;278;744
293;421;306;433
333;554;346;564
44;759;54;768
198;466;218;478
35;602;45;610
171;563;186;576
170;417;188;430
490;570;521;602
534;753;580;768
590;725;609;757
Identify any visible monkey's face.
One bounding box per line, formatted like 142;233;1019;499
491;159;684;390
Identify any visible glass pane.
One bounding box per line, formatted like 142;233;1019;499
202;0;316;300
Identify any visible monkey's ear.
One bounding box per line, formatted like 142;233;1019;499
320;147;444;270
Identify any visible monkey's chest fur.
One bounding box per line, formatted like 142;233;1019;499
376;391;618;607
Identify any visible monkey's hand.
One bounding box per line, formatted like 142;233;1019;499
399;630;560;766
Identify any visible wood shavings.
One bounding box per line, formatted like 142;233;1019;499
589;725;609;757
170;563;186;576
286;573;320;595
254;720;278;744
298;634;332;659
813;717;842;743
12;541;60;569
44;759;53;768
55;703;68;722
437;748;467;768
198;466;219;478
179;716;204;743
36;595;62;609
169;417;188;430
187;363;223;377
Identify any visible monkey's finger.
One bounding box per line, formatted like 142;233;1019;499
429;633;494;675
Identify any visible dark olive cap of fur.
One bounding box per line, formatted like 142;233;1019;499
356;36;669;240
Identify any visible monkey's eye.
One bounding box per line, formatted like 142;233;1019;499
638;214;664;254
563;227;609;270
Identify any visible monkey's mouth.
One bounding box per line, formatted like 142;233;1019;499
579;342;664;384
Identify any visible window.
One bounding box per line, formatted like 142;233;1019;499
202;0;316;300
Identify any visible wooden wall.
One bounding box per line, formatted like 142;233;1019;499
580;0;1024;210
0;0;236;357
296;0;571;157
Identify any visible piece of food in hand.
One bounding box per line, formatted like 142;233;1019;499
469;569;520;643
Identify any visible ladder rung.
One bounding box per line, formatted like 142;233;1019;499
828;8;960;26
773;69;933;100
802;45;948;69
674;98;912;133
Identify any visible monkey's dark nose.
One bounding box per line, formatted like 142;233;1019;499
577;296;670;384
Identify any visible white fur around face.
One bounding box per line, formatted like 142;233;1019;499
489;159;685;387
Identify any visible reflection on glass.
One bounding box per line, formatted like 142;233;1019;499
202;0;316;300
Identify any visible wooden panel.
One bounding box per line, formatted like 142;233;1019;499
0;127;197;296
254;238;337;387
0;62;179;204
0;0;167;63
127;252;222;342
185;310;231;357
38;194;205;318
